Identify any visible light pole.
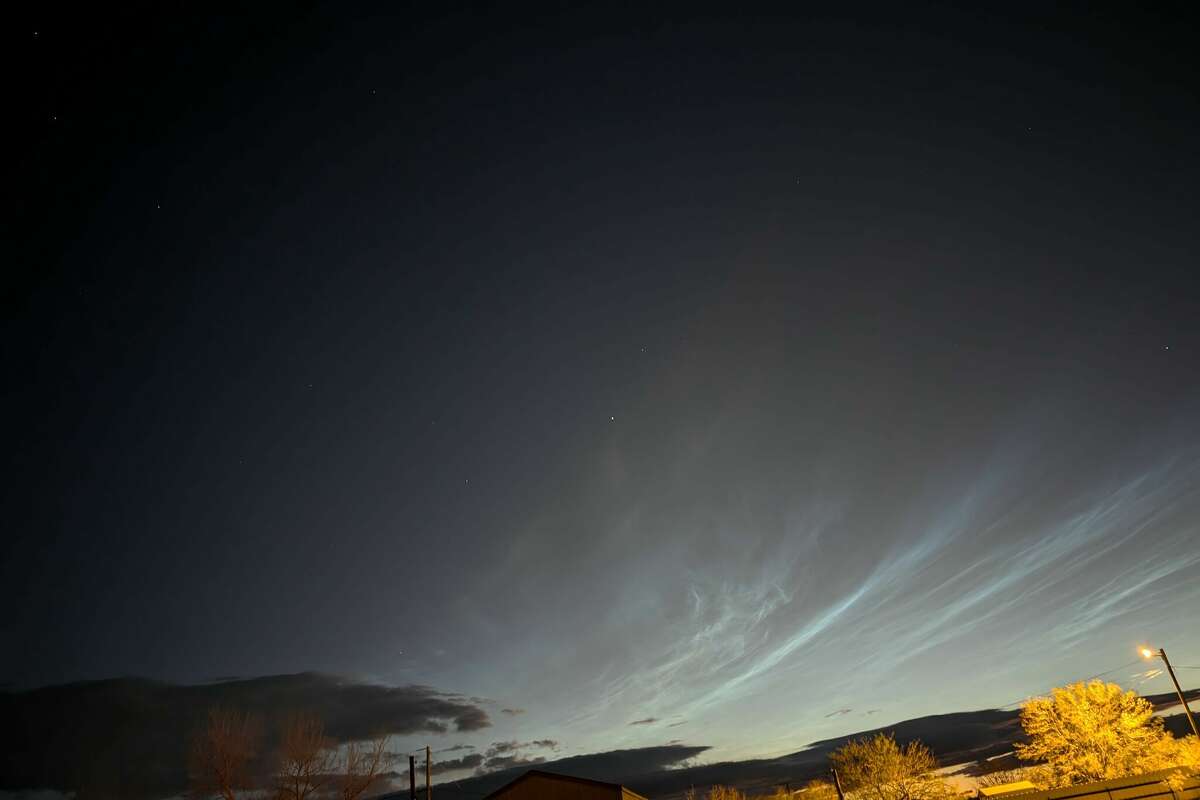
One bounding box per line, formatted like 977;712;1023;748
1141;646;1199;738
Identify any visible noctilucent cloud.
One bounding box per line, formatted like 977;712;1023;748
10;1;1200;776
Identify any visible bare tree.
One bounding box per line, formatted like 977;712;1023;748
274;712;336;800
337;733;392;800
189;708;263;800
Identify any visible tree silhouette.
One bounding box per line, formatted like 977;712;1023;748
274;712;336;800
189;708;262;800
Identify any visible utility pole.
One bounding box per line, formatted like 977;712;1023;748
1158;647;1200;738
410;755;416;800
426;745;432;800
831;769;846;800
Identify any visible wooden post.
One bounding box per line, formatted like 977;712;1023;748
426;745;432;800
410;755;416;800
832;769;846;800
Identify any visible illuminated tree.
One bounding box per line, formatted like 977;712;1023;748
189;708;263;800
1164;736;1200;791
1016;680;1179;787
686;786;748;800
1176;735;1200;768
830;734;955;800
800;778;841;800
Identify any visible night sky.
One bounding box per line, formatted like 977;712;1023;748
8;1;1200;793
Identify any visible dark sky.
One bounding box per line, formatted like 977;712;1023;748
8;0;1200;788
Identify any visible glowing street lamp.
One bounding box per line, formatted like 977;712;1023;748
1140;645;1199;738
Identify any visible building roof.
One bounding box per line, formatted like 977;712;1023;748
481;769;649;800
976;769;1200;800
978;781;1039;798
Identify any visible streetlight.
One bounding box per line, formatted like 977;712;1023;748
1140;645;1199;738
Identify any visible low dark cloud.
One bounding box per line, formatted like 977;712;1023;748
469;740;561;775
667;720;687;728
484;743;559;753
483;754;546;771
629;717;658;726
500;707;525;715
415;744;713;800
484;740;558;758
0;673;491;800
432;754;485;775
824;709;852;718
438;744;476;753
485;744;703;778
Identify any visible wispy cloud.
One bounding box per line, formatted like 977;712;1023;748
570;443;1200;742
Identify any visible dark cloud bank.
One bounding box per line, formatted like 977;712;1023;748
0;673;490;800
406;745;712;800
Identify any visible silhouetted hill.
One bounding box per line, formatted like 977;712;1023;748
414;689;1200;800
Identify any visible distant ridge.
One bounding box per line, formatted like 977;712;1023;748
424;689;1200;800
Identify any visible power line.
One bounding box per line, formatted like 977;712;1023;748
993;658;1143;709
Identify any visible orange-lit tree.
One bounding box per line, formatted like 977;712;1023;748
336;733;392;800
829;733;955;800
800;778;841;800
189;708;263;800
1016;680;1183;787
684;786;749;800
274;712;336;800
